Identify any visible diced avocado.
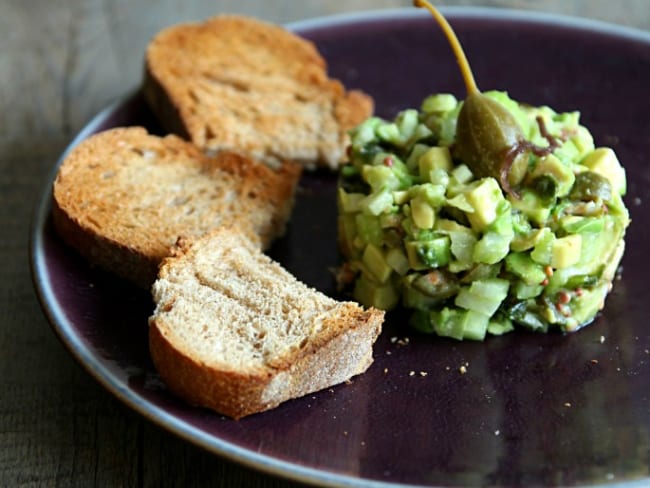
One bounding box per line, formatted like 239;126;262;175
580;147;626;195
411;196;435;229
385;247;410;276
569;125;596;160
392;190;410;205
338;188;365;213
455;278;510;317
529;154;575;197
362;243;392;283
551;234;582;269
419;146;453;179
353;274;399;311
464;178;504;232
546;215;626;293
505;252;547;285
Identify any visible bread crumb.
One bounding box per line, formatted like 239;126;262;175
409;371;415;377
459;365;467;374
564;402;572;408
419;371;428;377
383;368;388;374
600;335;606;343
494;430;500;436
343;431;348;436
390;336;398;343
590;359;599;364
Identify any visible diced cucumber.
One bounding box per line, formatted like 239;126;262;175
355;213;383;247
487;316;515;336
362;189;394;216
505;252;546;285
454;278;510;317
473;232;511;264
560;216;605;234
530;228;555;265
431;307;489;341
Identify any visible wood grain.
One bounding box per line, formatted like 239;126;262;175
2;0;648;486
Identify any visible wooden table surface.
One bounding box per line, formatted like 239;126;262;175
3;0;649;486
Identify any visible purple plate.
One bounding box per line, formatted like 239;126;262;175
30;7;650;488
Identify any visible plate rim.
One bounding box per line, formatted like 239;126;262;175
29;6;650;488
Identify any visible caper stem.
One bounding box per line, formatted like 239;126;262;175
414;0;479;95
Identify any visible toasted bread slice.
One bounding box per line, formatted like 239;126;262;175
148;228;384;419
52;126;301;288
143;15;373;169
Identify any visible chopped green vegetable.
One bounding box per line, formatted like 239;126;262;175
338;91;630;339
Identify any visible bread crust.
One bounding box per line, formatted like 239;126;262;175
142;15;374;169
148;228;384;419
52;126;301;287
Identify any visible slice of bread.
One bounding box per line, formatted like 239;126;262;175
148;228;384;419
52;126;301;288
143;14;373;169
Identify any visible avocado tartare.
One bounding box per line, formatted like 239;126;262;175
337;89;629;340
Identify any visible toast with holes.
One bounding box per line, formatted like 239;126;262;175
143;14;373;170
52;126;301;288
148;227;384;419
